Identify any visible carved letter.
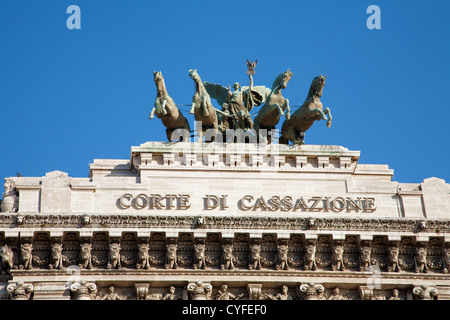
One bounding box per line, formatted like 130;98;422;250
331;197;345;212
221;195;229;210
239;195;254;211
268;196;281;211
364;197;377;212
119;193;133;209
178;194;191;210
253;196;269;211
322;197;331;212
309;196;322;212
165;194;177;209
281;196;293;211
205;195;219;210
293;197;309;211
346;197;362;212
134;194;149;209
150;194;165;209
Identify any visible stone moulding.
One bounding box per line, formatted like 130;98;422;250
0;214;449;233
125;143;363;174
10;268;450;281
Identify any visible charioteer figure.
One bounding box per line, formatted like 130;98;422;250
204;59;270;133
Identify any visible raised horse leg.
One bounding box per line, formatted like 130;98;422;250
309;107;328;121
189;102;196;114
160;99;168;116
324;107;332;128
283;99;290;120
149;107;156;119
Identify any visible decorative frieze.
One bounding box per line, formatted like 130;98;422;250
2;278;447;300
2;214;449;234
216;284;244;300
327;287;346;300
264;284;292;300
0;232;449;276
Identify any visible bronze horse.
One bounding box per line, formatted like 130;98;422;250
253;69;293;143
279;75;332;145
149;71;190;142
188;69;219;142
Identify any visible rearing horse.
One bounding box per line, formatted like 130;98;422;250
279;75;332;145
253;69;293;143
188;69;218;142
149;71;191;142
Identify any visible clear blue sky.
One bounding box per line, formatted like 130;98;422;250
0;0;449;188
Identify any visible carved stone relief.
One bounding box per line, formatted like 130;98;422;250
7;281;33;300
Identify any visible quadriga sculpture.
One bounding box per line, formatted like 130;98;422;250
203;71;270;132
253;69;293;143
279;75;332;145
149;71;191;142
188;69;218;142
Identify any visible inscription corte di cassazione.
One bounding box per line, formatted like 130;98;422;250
118;194;377;213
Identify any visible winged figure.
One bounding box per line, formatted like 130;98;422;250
203;75;271;120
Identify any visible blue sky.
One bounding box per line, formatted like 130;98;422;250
0;0;449;187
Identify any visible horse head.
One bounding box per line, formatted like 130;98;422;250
153;70;163;82
152;71;169;117
308;75;327;98
189;69;200;83
272;69;293;91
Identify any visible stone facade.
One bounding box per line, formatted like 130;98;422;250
0;142;449;300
